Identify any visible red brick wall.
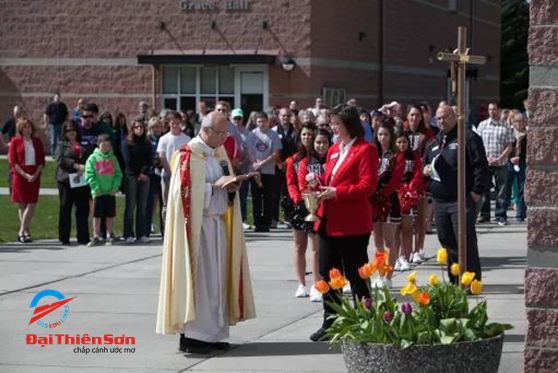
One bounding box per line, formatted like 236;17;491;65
525;0;558;372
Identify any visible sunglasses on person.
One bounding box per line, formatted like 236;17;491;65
81;114;93;119
233;117;243;121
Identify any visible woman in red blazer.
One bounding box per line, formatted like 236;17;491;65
8;117;45;243
307;105;378;342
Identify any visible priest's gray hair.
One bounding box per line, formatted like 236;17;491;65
201;112;218;128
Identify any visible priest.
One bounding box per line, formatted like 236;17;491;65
156;111;256;354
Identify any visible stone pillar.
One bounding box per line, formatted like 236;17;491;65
525;1;558;372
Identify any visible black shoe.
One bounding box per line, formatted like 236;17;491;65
17;235;25;243
179;335;211;354
60;240;71;245
309;327;329;342
254;226;270;233
208;341;231;350
23;234;32;243
476;216;489;224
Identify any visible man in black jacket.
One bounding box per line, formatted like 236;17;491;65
423;104;489;283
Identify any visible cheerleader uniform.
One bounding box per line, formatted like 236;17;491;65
284;154;324;233
397;152;424;216
372;150;405;223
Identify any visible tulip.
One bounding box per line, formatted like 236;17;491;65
401;302;413;314
358;263;375;279
362;297;373;310
470;279;483;295
383;310;394;322
436;247;448;265
461;271;476;286
373;250;387;268
378;263;393;276
417;292;431;306
314;280;330;294
450;263;461;276
400;281;418;296
329;268;342;279
407;271;417;284
329;275;347;290
428;274;439;286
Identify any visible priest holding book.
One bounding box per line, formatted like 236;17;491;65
156;112;256;354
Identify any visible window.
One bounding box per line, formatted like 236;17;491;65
322;87;346;108
448;0;457;12
161;66;236;112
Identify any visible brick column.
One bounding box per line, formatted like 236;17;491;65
524;1;558;372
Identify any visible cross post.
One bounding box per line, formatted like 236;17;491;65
437;26;486;282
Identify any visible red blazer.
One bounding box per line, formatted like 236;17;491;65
8;135;45;171
285;154;303;204
315;138;379;237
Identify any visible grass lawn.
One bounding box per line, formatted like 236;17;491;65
0;158;58;189
0;195;126;243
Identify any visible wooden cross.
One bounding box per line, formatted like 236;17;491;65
437;27;486;281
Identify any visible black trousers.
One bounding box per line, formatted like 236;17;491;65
318;230;370;327
433;197;482;283
271;168;286;223
57;182;90;244
251;174;276;230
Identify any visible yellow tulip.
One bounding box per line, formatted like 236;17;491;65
400;281;418;296
436;247;448;265
450;263;461;276
470;279;483;295
329;275;347;290
407;271;417;284
461;271;476;286
428;274;439;286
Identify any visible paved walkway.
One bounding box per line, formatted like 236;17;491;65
0;223;526;373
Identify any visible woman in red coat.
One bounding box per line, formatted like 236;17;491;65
284;124;330;302
307;105;378;342
8;118;45;242
371;118;405;289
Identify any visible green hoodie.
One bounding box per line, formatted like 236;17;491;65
85;148;123;198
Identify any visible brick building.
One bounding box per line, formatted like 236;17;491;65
524;0;558;371
1;0;500;151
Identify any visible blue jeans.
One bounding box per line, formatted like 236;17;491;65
123;175;150;239
48;123;62;155
145;173;163;236
505;162;526;220
480;165;508;220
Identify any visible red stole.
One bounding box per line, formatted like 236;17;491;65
179;144;193;242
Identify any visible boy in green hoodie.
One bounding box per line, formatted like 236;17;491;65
85;134;123;246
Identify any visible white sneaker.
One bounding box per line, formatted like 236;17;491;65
399;256;411;271
371;278;384;289
242;222;251;230
137;236;151;244
411;252;423;264
124;237;135;245
295;284;309;298
150;224;156;233
342;283;352;294
419;249;426;260
309;286;323;302
394;257;402;271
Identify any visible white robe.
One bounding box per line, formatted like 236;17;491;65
182;138;229;342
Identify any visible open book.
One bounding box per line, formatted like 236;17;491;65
222;172;260;188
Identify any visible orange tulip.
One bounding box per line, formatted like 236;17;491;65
379;264;393;276
329;268;342;279
417;292;431;306
314;280;330;294
358;263;375;279
329;275;347;290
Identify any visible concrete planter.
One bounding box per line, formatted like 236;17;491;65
341;334;504;373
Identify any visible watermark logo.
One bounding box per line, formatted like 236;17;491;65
28;289;76;329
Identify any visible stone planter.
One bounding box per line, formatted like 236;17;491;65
341;334;504;373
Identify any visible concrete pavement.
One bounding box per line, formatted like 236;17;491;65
0;222;526;373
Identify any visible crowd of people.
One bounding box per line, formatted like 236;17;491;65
1;94;527;301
